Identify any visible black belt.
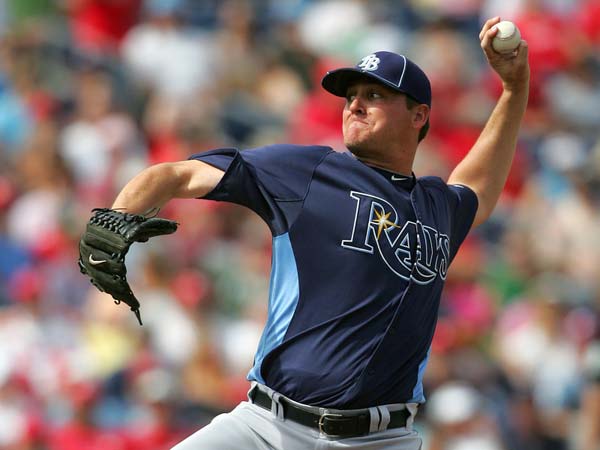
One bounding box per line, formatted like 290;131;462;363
249;387;411;438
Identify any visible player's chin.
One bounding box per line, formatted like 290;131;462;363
345;140;372;157
344;131;367;151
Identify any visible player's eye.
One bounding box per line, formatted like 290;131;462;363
368;91;382;100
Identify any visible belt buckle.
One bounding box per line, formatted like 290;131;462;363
318;413;347;437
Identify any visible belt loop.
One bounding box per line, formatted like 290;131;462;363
269;391;285;421
376;406;390;431
247;381;257;401
405;403;418;430
368;407;380;433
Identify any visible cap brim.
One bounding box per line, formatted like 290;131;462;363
322;68;408;98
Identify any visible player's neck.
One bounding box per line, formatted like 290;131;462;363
352;153;414;177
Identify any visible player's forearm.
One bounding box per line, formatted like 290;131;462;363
448;83;528;226
111;160;224;214
111;163;186;214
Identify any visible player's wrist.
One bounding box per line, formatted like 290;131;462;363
501;78;529;96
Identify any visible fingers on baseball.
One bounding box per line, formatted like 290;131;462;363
480;29;501;55
516;40;529;56
479;16;501;41
494;39;528;60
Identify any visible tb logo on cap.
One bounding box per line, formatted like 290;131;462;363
358;54;380;71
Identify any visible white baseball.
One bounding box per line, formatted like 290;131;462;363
492;21;521;54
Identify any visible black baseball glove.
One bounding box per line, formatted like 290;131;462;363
78;208;178;325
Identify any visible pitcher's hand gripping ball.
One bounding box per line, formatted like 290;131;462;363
78;208;178;325
492;20;521;54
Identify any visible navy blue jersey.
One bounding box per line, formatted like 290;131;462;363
190;144;478;409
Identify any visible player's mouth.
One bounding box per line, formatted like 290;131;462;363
348;118;369;127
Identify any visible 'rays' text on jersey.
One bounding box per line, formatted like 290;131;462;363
341;191;449;284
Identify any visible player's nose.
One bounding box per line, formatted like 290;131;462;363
347;96;366;115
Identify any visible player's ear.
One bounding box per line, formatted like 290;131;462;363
412;104;429;129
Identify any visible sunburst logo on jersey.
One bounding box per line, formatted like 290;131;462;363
371;209;401;239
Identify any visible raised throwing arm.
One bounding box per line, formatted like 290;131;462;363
447;17;530;227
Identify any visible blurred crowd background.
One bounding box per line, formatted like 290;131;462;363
0;0;599;449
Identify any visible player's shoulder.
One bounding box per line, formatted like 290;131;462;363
416;175;449;191
416;175;478;206
416;175;472;191
245;143;334;156
416;175;470;199
241;144;335;169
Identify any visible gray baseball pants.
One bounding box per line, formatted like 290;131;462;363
171;385;422;450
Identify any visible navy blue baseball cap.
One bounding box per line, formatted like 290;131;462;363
321;51;431;107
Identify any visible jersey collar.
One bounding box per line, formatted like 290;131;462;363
344;151;416;188
369;166;416;189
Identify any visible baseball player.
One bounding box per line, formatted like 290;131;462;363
79;17;529;450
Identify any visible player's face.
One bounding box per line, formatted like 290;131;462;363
342;82;416;158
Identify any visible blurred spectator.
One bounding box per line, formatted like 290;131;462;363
58;65;145;205
62;0;143;57
120;0;216;100
0;52;35;154
424;381;506;450
575;0;600;46
544;58;600;132
580;336;600;450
